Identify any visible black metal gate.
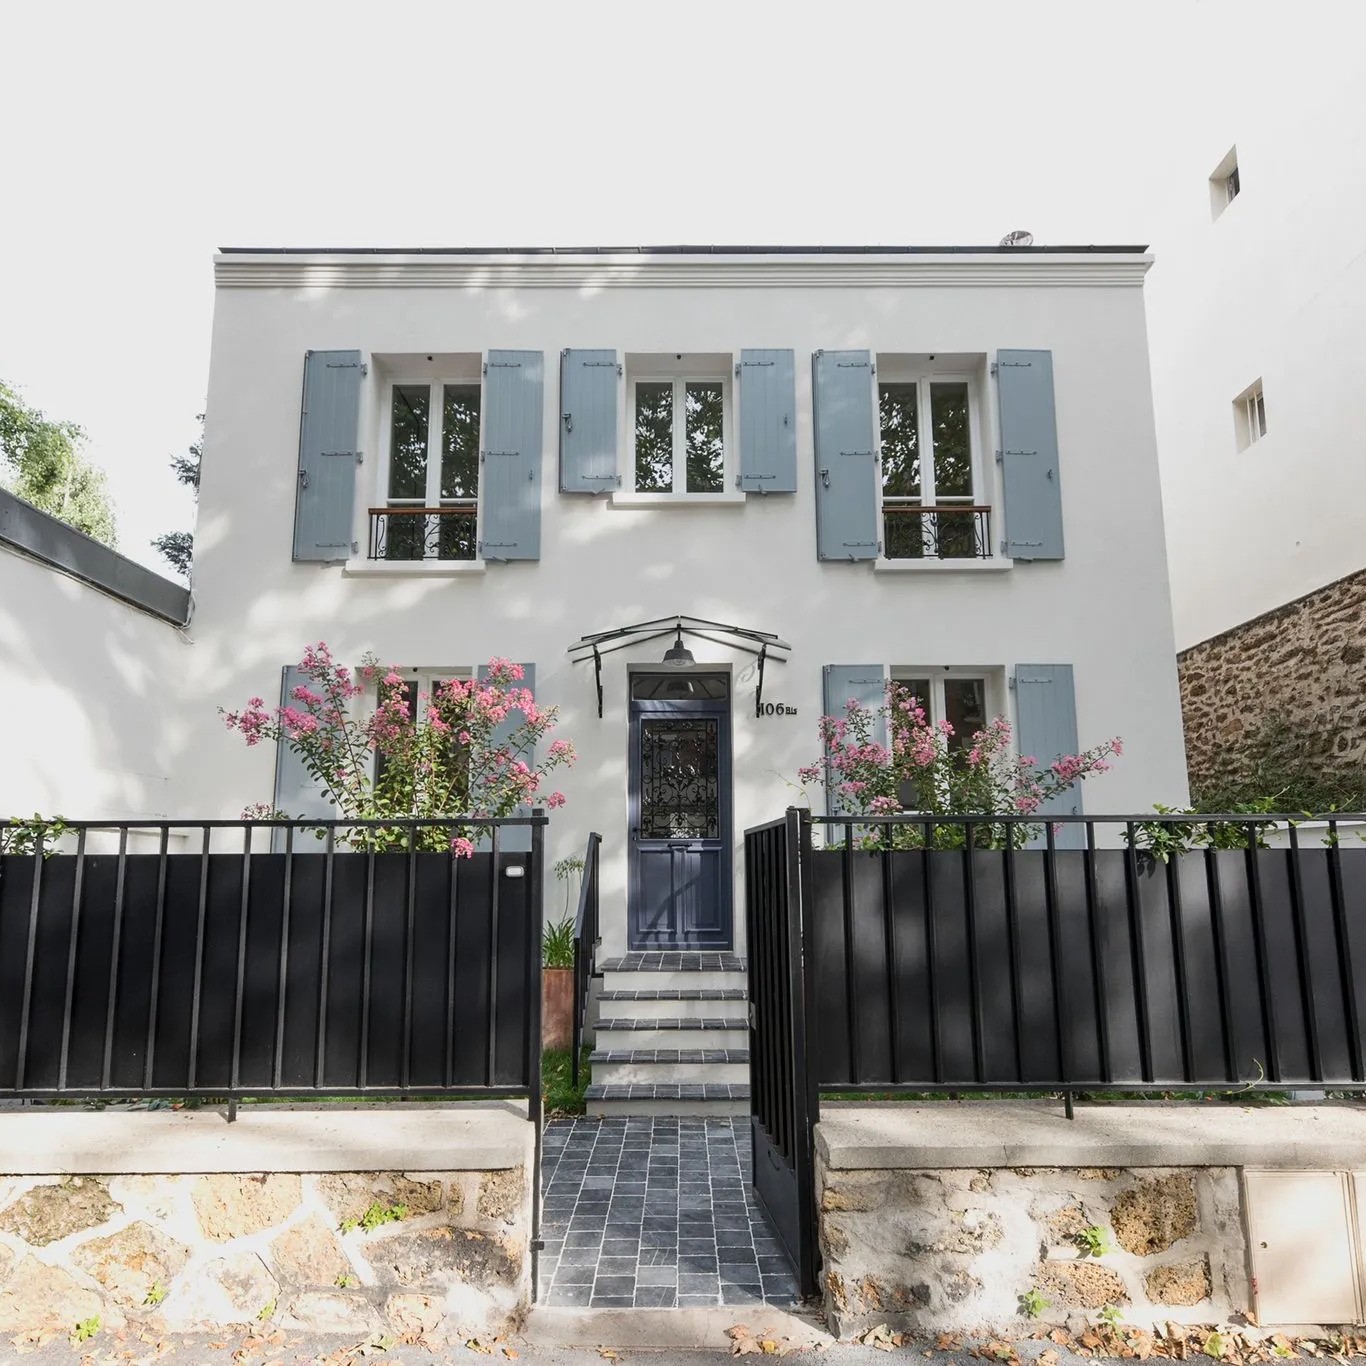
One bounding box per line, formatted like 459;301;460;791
743;809;819;1298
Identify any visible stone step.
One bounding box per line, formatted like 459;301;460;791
585;1082;750;1117
597;954;746;995
597;988;747;1020
589;1049;750;1085
595;1018;749;1051
598;953;747;973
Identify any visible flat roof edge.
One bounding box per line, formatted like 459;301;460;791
217;243;1150;257
0;489;191;626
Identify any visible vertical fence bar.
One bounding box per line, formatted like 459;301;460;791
1083;821;1111;1084
358;846;376;1089
1326;820;1363;1080
187;826;212;1090
1043;822;1070;1088
227;825;254;1093
486;823;502;1087
923;819;943;1084
840;822;860;1085
526;817;546;1301
1285;823;1323;1082
1164;845;1195;1083
1124;821;1154;1083
401;821;418;1090
314;826;336;1090
964;822;985;1084
100;826;131;1090
272;823;294;1090
445;841;459;1090
1205;845;1240;1082
143;825;170;1090
57;828;89;1090
791;808;821;1298
1002;830;1024;1084
1244;823;1281;1082
880;846;900;1084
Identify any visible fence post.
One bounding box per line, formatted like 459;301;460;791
526;812;546;1301
788;807;821;1298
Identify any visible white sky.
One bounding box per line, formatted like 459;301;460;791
0;0;1334;574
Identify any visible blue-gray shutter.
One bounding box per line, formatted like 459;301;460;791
812;350;879;560
559;349;619;492
737;349;797;493
272;666;335;850
479;350;542;561
822;664;887;818
476;663;537;852
293;350;363;562
1013;663;1084;849
997;349;1064;560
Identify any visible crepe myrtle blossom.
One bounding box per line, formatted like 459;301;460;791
797;680;1121;851
223;645;576;855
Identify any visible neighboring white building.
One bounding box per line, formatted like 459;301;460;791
1145;39;1366;801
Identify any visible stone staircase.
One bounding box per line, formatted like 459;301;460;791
584;952;750;1116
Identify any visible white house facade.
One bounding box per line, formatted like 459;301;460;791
182;245;1188;976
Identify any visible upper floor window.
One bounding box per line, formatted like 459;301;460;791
1210;146;1240;220
1234;378;1267;451
628;356;730;496
878;375;989;560
377;380;480;560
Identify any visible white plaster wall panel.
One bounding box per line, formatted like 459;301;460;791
179;253;1188;956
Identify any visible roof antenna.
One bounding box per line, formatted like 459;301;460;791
999;229;1034;247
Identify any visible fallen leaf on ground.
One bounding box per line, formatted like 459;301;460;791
937;1334;963;1351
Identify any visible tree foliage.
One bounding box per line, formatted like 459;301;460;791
0;381;118;546
151;415;203;578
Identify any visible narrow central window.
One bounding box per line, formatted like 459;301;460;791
878;376;985;559
382;381;480;560
632;376;726;494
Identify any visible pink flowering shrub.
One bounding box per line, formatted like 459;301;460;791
796;681;1121;849
224;643;575;855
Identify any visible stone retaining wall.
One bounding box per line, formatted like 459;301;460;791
818;1163;1248;1337
0;1157;530;1343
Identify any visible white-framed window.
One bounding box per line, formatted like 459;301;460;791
1210;146;1240;220
1234;378;1267;451
378;376;481;560
890;669;1001;755
372;666;471;783
877;372;987;560
627;355;731;496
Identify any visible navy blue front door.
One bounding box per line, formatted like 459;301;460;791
628;686;732;949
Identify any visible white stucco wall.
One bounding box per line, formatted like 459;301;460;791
0;546;186;818
1146;27;1366;650
181;251;1187;956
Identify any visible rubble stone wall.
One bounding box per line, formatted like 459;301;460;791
818;1163;1250;1338
0;1164;530;1345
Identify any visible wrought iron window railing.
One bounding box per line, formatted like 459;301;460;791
368;504;478;561
883;501;992;560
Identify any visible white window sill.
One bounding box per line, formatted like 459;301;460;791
609;490;747;509
343;559;487;577
873;557;1012;573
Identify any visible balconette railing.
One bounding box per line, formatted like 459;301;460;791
883;502;992;560
368;504;477;561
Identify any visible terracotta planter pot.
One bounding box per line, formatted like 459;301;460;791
542;966;574;1051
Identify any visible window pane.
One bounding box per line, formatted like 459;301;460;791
441;384;480;499
685;381;724;492
943;677;987;752
895;678;932;711
384;513;425;561
389;385;430;500
879;384;921;497
436;507;477;561
635;382;673;492
930;382;972;498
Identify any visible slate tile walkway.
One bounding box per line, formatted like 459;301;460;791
540;1117;798;1309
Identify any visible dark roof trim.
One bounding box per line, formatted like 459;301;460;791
0;488;191;627
219;243;1149;257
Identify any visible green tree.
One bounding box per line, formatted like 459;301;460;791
151;416;203;579
0;381;118;546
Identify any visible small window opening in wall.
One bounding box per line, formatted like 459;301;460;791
1234;379;1267;451
1210;145;1240;219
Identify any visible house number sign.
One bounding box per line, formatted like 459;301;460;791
757;702;798;717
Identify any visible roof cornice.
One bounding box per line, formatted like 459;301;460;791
213;252;1152;290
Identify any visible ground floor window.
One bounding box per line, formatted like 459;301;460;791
891;670;996;753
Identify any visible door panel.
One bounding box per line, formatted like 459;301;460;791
629;691;732;949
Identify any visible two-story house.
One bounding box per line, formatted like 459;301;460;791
185;244;1189;1112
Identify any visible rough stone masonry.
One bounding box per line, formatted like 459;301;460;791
0;1166;529;1342
818;1165;1248;1338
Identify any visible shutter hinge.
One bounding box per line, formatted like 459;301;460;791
482;362;487;376
617;362;623;377
990;361;999;376
361;362;369;377
1008;673;1017;690
1000;539;1009;556
351;539;359;554
735;362;741;378
355;451;363;465
995;449;1003;464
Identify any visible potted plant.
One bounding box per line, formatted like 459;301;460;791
542;914;575;1050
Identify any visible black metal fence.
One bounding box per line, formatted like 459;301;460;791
571;831;601;1088
0;817;546;1101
